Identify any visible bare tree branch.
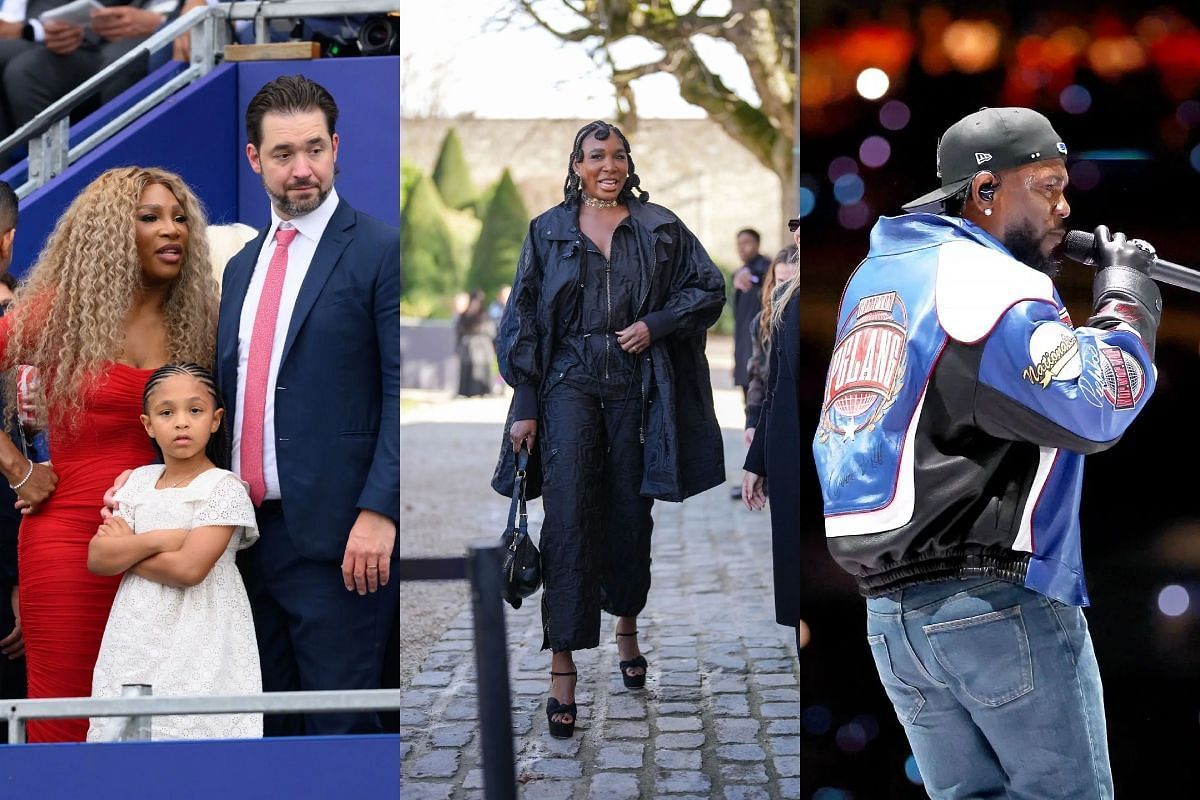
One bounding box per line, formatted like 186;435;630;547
612;55;675;84
504;0;798;216
514;0;601;41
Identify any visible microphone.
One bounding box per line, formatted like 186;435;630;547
1061;230;1200;294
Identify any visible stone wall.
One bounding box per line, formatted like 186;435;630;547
401;117;785;269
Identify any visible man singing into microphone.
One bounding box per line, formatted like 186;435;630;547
813;107;1161;797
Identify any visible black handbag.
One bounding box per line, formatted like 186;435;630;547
500;447;541;609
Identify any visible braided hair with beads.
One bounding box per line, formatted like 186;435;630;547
562;120;650;205
141;362;231;470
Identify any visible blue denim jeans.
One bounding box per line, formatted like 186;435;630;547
865;578;1112;799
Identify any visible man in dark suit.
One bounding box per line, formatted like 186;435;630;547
729;227;769;500
219;74;398;736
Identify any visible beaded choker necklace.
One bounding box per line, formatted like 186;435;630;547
582;194;620;209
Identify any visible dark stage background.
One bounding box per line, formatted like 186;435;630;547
797;3;1200;797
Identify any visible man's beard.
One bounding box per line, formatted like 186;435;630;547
265;178;330;217
1004;219;1062;278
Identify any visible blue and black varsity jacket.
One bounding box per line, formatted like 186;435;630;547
813;213;1157;606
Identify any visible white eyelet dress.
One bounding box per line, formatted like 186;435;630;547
87;466;262;741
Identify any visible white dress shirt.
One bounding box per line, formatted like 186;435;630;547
0;0;41;41
232;187;339;500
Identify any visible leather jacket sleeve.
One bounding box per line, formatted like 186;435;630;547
496;221;545;420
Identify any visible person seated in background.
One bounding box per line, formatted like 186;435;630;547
0;1;180;167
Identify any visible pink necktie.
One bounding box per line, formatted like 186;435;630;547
242;225;298;505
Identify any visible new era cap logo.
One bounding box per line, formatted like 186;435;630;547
975;152;993;165
1057;142;1068;154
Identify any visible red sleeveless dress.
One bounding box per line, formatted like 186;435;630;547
14;344;154;741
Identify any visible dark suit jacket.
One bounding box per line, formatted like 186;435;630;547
732;253;769;387
218;198;399;562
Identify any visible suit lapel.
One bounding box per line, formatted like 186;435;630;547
279;200;355;366
218;228;269;398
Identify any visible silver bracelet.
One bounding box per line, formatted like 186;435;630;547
8;458;33;491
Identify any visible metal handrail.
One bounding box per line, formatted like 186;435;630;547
401;543;518;800
1;0;400;196
4;688;403;744
0;6;213;165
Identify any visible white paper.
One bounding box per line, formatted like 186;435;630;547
39;0;104;27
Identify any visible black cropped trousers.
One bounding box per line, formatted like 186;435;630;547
538;378;654;652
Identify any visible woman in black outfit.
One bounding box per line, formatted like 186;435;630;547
493;121;725;738
743;219;802;642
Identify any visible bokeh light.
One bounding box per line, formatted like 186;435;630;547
798;187;817;218
813;789;850;800
1069;161;1101;191
833;174;866;205
853;714;880;742
860;135;892;168
836;721;868;753
856;67;890;100
1190;144;1200;173
942;20;1001;73
1059;84;1092;114
1176;100;1200;128
828;156;860;181
879;99;911;131
803;705;834;735
905;755;923;785
1158;584;1189;617
838;201;872;230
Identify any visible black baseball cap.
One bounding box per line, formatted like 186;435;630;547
902;107;1068;211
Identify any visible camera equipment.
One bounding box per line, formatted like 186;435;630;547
358;14;399;56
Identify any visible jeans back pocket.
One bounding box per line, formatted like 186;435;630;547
923;605;1034;708
866;633;925;725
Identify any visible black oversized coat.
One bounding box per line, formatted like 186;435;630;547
491;199;726;502
744;293;801;627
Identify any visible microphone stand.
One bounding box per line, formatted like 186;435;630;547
1138;258;1200;294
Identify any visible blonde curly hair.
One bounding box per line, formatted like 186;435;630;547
4;166;218;430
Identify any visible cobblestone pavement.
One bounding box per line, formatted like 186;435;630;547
399;432;800;799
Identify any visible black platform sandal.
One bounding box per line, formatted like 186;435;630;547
616;630;648;690
546;670;578;739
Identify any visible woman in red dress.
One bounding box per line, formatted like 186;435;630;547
0;167;219;741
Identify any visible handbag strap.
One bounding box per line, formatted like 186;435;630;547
507;447;529;538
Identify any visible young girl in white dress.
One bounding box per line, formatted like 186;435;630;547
86;362;261;740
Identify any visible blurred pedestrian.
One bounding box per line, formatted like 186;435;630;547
743;243;798;447
742;228;800;636
729;228;769;499
456;288;495;397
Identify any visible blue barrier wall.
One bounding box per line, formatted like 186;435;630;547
236;57;400;231
0;734;400;797
0;61;189;190
9;55;400;278
11;63;242;278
